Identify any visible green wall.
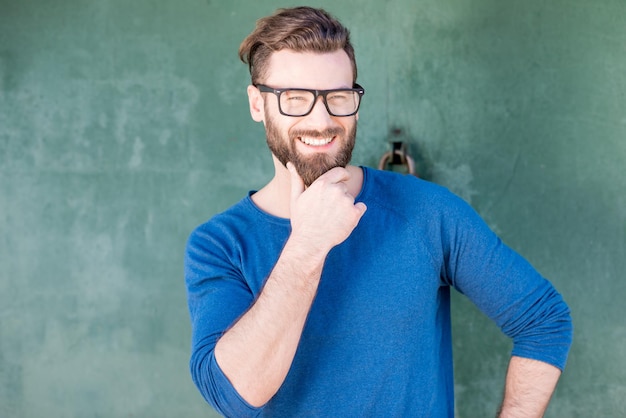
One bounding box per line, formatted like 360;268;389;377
1;0;624;416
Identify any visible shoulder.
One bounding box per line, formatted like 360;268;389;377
187;193;290;255
361;167;470;215
187;197;255;250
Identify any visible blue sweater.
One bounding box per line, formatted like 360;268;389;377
184;167;572;417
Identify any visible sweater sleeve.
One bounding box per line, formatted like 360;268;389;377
439;193;573;370
184;223;264;417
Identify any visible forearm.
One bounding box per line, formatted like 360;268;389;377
214;235;327;408
498;356;562;418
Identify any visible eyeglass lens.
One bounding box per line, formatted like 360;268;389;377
280;89;360;116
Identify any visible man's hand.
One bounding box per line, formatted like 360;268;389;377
287;162;367;255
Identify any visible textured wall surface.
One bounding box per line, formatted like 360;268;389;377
1;0;624;417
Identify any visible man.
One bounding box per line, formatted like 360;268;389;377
185;6;572;417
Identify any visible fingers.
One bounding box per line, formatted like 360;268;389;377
288;164;351;196
315;166;351;185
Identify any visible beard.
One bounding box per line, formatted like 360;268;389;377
264;111;357;187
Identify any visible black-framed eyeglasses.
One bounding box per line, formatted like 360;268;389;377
255;84;365;117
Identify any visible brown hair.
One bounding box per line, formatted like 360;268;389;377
239;7;357;84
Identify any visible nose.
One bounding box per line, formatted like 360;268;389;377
304;95;335;127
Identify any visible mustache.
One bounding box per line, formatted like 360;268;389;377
289;127;344;139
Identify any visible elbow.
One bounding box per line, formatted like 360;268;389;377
189;349;221;411
505;289;573;371
189;348;263;417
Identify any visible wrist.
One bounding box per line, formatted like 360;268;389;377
285;231;333;265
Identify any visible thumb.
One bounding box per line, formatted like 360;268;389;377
354;202;368;222
287;162;305;203
354;201;368;217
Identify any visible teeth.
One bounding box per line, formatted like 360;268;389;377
300;137;333;146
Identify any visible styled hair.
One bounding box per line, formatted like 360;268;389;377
239;7;357;84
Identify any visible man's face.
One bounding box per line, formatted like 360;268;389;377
258;50;358;187
264;108;356;187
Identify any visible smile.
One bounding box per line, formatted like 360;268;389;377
299;136;334;146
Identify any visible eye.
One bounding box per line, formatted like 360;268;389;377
283;90;311;102
327;91;350;102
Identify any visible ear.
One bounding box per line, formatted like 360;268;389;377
247;85;265;122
